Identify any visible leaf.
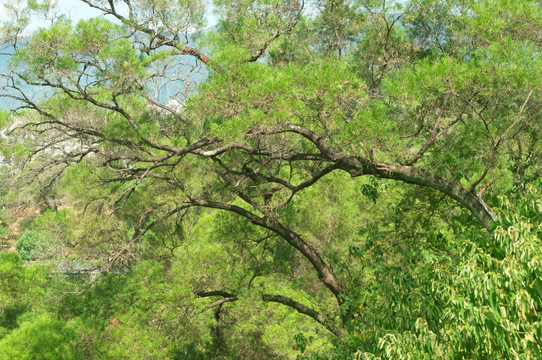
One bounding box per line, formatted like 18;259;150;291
360;184;379;203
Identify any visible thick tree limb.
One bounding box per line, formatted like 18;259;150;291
262;294;343;337
195;290;237;298
188;198;347;303
360;161;498;229
284;123;497;229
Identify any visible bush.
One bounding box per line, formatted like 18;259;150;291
15;231;44;261
0;313;81;360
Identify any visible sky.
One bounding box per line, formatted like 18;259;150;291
0;0;102;28
0;1;217;110
0;1;217;30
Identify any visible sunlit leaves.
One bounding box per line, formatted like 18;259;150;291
212;0;303;63
0;313;81;360
357;186;542;359
0;1;541;359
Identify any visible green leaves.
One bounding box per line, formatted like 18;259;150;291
360;177;389;204
13;19;76;76
0;313;81;360
15;231;44;261
358;185;542;359
0;1;541;359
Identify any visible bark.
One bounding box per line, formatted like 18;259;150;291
195;290;239;311
343;160;497;230
189;198;347;303
204;297;238;309
195;291;237;298
262;294;343;337
286;124;497;229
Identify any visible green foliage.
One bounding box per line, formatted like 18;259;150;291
0;0;541;359
0;313;81;360
0;253;48;305
15;231;44;261
294;332;314;358
338;184;542;359
360;177;389;204
0;253;49;342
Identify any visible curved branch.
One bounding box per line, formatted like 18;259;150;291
360;161;497;229
284;123;497;229
262;294;343;337
195;290;237;298
188;198;347;303
80;0;217;70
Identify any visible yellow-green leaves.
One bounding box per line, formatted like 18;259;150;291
192;60;367;147
468;0;542;44
13;19;76;76
0;313;81;360
73;17;118;54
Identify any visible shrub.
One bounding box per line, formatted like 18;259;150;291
15;231;44;261
0;313;81;359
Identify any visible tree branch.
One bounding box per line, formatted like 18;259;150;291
188;197;347;303
282;123;497;229
195;290;237;298
204;297;239;309
262;294;343;337
80;0;217;70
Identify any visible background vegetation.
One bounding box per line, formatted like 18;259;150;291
0;0;541;358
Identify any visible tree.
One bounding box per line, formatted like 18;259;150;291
0;252;49;340
0;0;541;358
0;313;81;360
15;230;44;260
